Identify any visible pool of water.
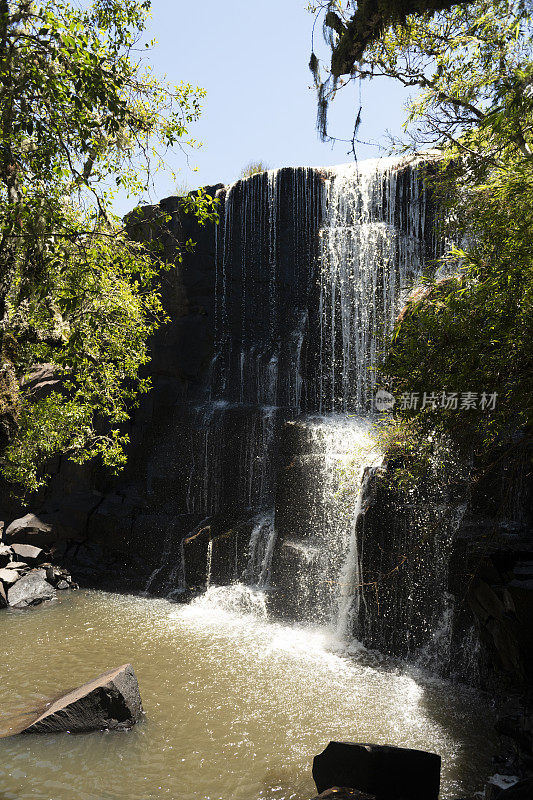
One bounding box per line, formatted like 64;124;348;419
0;587;496;800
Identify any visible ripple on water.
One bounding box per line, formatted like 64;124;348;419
0;588;496;800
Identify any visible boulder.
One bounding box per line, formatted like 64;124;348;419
496;778;533;799
7;570;56;608
0;581;6;608
1;664;143;735
56;580;69;590
5;561;30;571
312;742;441;800
10;543;44;564
0;544;12;567
0;567;21;587
5;514;55;548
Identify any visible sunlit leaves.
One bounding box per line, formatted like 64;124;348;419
0;0;218;492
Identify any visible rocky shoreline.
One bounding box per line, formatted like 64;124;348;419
0;514;81;609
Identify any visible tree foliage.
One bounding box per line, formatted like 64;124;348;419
382;1;533;456
0;0;217;492
311;0;474;78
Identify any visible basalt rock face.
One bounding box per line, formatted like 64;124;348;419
352;441;533;784
349;441;533;684
0;171;325;592
0;186;223;586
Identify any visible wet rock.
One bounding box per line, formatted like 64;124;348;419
495;778;533;798
469;579;507;623
484;774;521;798
5;514;55;548
0;567;21;587
56;580;69;590
45;565;56;583
312;742;441;800
182;523;211;588
1;664;143;735
43;492;104;543
0;544;12;567
7;569;56;608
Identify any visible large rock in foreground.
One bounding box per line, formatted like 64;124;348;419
1;664;143;736
312;742;441;800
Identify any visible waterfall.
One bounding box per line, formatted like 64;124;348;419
212;168;321;409
315;157;429;412
273;415;383;631
270;157;432;636
177;156;459;665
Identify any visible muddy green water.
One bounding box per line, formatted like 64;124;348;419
0;588;495;800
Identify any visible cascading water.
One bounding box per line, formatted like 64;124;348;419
181;155;461;668
274;416;383;632
313;157;432;412
271;156;436;639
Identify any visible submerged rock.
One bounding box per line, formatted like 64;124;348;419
312;742;441;800
1;664;143;736
7;569;56;608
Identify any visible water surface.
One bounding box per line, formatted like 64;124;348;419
0;588;495;800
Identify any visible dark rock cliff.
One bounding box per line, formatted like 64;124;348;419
0;186;223;588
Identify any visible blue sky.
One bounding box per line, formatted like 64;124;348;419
117;1;413;213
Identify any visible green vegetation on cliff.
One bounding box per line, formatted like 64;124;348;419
0;0;217;492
